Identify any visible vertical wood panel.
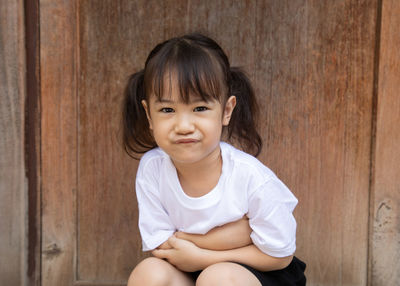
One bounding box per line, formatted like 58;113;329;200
77;0;161;281
40;0;77;285
166;0;257;70
163;0;257;70
254;1;376;285
0;0;27;285
371;0;400;284
25;0;41;284
76;0;258;282
38;1;397;285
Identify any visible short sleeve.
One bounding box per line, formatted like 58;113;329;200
136;178;175;251
247;177;298;257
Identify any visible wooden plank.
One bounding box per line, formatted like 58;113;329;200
371;0;400;284
162;0;258;149
254;1;376;285
163;0;257;71
25;0;41;285
76;0;162;282
40;0;77;285
76;0;258;282
38;0;385;285
0;0;27;285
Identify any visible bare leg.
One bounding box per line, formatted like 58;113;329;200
127;257;194;286
196;262;261;286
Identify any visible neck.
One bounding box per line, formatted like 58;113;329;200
173;145;222;179
172;146;222;197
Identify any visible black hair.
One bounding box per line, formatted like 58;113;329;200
122;33;262;158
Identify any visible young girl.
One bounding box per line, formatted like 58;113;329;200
122;33;306;286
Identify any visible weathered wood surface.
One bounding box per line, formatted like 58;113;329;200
77;1;148;281
40;0;77;285
254;1;376;285
39;1;399;285
76;0;257;282
0;0;27;285
370;0;400;285
25;0;41;284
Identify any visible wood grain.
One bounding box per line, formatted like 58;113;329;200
37;1;400;285
164;0;257;70
77;0;157;281
370;0;400;284
40;0;77;285
25;0;41;283
254;1;376;285
0;0;27;285
76;0;259;282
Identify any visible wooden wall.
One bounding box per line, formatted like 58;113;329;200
254;2;375;284
0;0;27;285
0;0;399;285
370;0;400;284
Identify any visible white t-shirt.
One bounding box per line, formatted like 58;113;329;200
135;142;298;257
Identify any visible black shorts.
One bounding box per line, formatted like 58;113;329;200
189;256;306;286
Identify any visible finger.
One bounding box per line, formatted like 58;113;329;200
152;248;169;259
175;231;190;240
167;235;178;247
175;231;183;238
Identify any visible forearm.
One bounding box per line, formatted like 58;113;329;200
152;235;292;272
176;217;252;250
198;244;293;272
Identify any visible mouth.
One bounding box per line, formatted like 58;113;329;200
175;138;199;144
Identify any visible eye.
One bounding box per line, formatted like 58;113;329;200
160;107;174;113
193;106;208;112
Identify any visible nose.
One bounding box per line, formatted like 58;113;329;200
174;113;195;134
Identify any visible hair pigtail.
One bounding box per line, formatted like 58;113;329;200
122;70;155;158
228;67;262;156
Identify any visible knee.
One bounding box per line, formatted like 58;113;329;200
196;263;239;286
127;257;172;286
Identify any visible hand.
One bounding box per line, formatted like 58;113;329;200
156;240;173;250
152;235;207;272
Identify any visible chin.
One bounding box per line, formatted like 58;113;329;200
171;155;202;165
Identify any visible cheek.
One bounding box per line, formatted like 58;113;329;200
150;119;170;139
202;118;223;136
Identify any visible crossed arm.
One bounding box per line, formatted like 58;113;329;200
152;217;293;272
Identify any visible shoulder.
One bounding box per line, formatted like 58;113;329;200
137;147;168;179
221;142;296;201
221;142;275;179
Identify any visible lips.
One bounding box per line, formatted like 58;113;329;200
175;138;199;144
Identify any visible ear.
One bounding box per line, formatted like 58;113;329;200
222;96;236;126
141;100;153;130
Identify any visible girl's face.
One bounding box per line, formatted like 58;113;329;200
142;75;236;166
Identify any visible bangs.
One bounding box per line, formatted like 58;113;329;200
144;39;227;103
